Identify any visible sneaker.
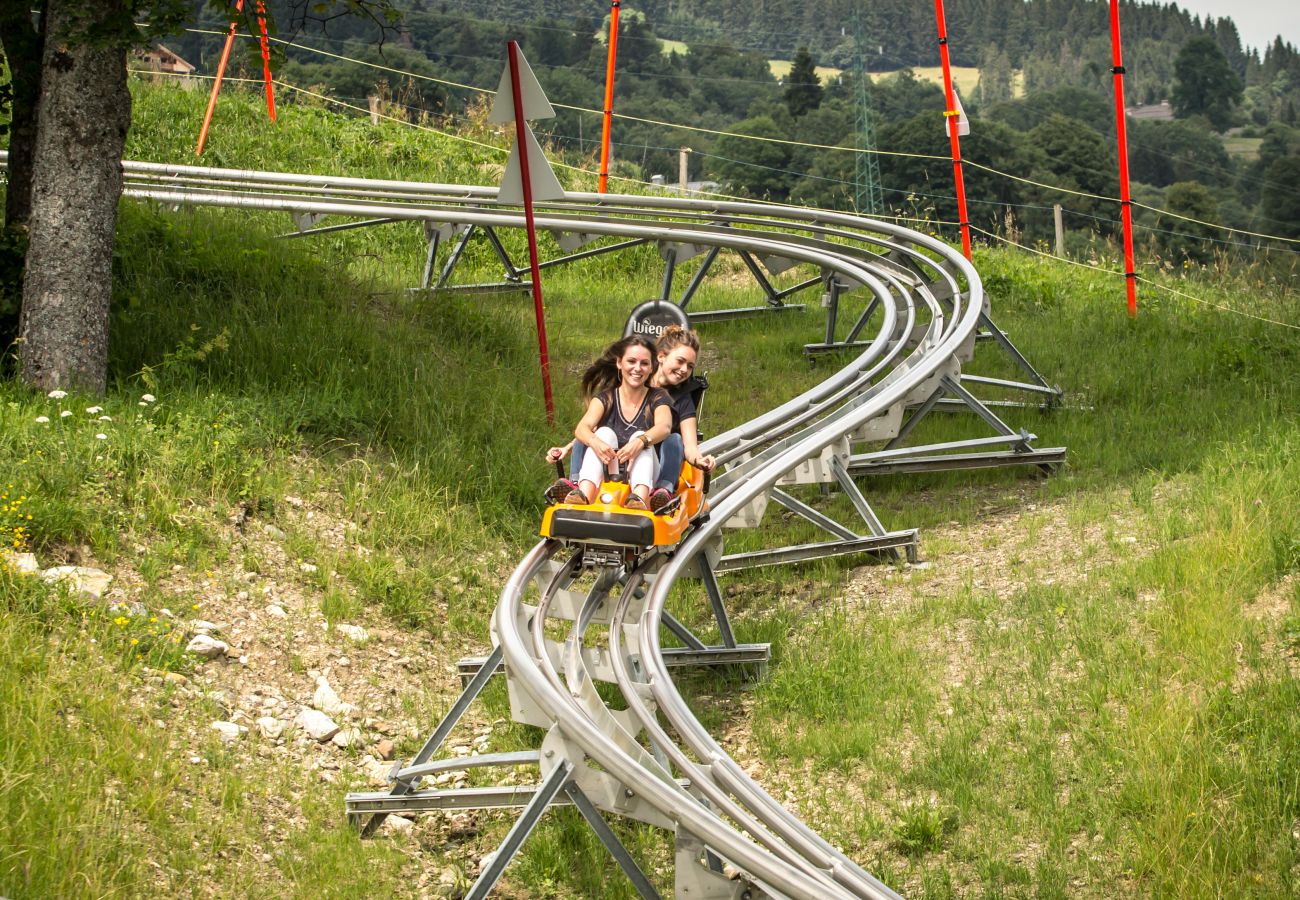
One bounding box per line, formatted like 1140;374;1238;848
648;487;674;513
563;489;588;505
623;494;649;511
544;478;579;504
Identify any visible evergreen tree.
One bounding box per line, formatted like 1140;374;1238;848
784;46;823;118
1171;36;1243;131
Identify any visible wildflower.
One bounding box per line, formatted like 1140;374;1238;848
95;433;107;441
191;603;200;610
98;416;113;422
60;410;72;418
138;402;147;407
34;416;49;424
130;638;139;646
85;406;103;414
141;394;156;403
47;390;67;399
114;616;129;626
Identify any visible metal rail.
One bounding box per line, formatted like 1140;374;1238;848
76;154;1058;897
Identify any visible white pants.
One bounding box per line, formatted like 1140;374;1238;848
577;426;659;492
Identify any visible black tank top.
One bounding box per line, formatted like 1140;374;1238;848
597;387;671;447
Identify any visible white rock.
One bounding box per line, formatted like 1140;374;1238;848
210;721;246;743
2;551;40;575
186;634;230;659
255;717;284;740
385;816;414;832
297;708;340;742
313;677;348;716
189;619;224;634
40;565;112;598
334;623;368;642
331;727;361;749
264;604;287;619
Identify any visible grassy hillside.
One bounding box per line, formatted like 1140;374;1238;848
2;80;1298;898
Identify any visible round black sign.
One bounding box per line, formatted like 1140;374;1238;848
623;299;690;340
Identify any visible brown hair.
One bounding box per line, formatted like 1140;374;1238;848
580;335;659;399
655;325;700;356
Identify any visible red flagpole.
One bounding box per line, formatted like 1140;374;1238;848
598;0;621;193
255;0;277;121
507;40;556;425
1108;0;1138;317
196;0;245;155
933;0;972;260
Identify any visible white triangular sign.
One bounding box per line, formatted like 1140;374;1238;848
488;48;555;123
498;123;565;205
946;90;970;138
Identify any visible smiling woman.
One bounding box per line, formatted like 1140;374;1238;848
559;335;674;510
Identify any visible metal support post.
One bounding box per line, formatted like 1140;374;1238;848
420;225;441;290
736;250;780;304
823;275;841;347
436;224;478;289
678;245;721;309
696;556;737;649
940;375;1027;445
660;247;678;302
482;225;522;281
464;759;574;900
769;488;860;541
359;643;506;835
975;311;1061;401
829;455;888;537
883;383;948;451
563;781;663;900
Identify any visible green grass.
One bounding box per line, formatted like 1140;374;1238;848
2;77;1299;897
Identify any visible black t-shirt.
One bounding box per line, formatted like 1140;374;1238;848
666;381;697;434
596;387;672;447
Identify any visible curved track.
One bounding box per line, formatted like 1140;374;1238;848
110;158;988;898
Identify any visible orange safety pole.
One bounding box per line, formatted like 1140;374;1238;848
507;40;556;425
196;0;245;156
1108;0;1138;317
255;0;277;121
597;0;621;193
933;0;972;259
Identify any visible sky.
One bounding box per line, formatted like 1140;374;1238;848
1166;0;1299;53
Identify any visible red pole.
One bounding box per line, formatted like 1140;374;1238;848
196;0;245;155
1108;0;1138;317
933;0;972;260
255;0;277;122
507;41;556;425
598;0;621;193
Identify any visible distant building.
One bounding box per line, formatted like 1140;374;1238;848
1127;101;1174;121
134;44;196;88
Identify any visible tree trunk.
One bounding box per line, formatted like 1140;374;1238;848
0;0;46;230
18;0;130;394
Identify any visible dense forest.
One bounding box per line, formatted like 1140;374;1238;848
162;0;1300;253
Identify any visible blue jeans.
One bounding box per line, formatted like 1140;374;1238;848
568;442;586;481
655;433;684;493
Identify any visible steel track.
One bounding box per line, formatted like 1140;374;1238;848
58;154;988;897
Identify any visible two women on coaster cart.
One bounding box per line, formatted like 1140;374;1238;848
545;325;715;514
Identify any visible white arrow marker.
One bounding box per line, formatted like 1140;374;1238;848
499;124;565;205
488;47;555;123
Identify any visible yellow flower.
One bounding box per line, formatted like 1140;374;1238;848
130;638;139;646
114;616;128;626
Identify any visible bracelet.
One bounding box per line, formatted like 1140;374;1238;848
640;433;653;448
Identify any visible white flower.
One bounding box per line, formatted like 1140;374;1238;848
47;390;67;399
85;406;103;414
141;394;156;403
34;416;49;424
95;433;108;440
138;402;148;407
98;415;113;422
59;410;72;418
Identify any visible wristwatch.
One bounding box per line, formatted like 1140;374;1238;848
640;433;653;448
